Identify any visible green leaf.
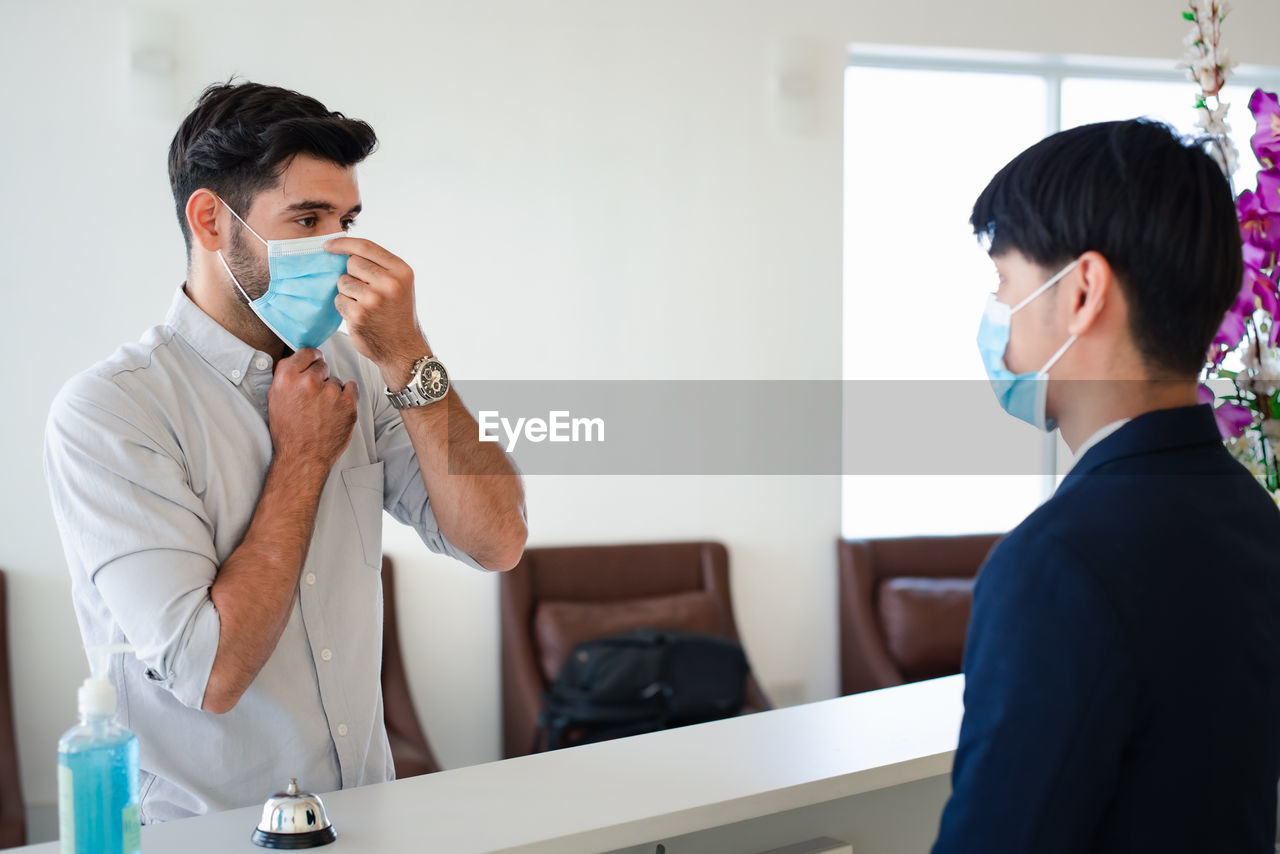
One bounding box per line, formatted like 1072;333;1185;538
1217;368;1239;380
1183;10;1197;20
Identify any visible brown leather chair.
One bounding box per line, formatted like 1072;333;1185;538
0;572;24;848
838;534;1001;696
380;556;442;777
500;541;770;758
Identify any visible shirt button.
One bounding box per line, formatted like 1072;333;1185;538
254;357;269;371
305;573;317;586
337;724;348;737
230;369;241;379
320;648;333;662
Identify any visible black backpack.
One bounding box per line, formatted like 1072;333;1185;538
535;628;749;751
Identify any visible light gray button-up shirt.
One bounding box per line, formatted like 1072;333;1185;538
44;289;480;823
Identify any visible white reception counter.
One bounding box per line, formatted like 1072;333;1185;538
21;675;964;854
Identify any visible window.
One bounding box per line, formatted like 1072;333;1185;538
842;47;1278;539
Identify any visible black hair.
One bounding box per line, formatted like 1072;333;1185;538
168;79;378;253
971;118;1241;377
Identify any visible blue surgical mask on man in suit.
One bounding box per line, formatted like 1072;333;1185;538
976;258;1080;431
214;197;350;351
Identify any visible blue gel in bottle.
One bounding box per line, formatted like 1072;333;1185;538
58;645;141;854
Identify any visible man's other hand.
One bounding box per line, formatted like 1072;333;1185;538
267;348;358;472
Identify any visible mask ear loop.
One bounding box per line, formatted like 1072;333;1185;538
213;194;268;247
211;195;297;350
214;248;299;354
211;193;269;304
1010;258;1080;314
1029;257;1084;375
1015;258;1082;431
1040;332;1077;375
215;250;255;306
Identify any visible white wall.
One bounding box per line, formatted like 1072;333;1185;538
4;0;1279;839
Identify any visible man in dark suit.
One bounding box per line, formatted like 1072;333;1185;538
932;119;1280;852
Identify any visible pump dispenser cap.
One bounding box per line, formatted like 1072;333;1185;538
78;679;116;718
79;643;134;718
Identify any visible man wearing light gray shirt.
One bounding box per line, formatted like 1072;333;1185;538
43;80;528;822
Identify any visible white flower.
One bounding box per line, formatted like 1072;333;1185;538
1182;0;1236;173
1239;346;1280;395
1229;431;1267;476
1182;0;1233;93
1194;59;1226;96
1261;353;1280;382
1195;102;1231;133
1228;429;1254;455
1254;346;1280;375
1191;50;1218;71
1216;47;1236;82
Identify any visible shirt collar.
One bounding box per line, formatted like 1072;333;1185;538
1070;418;1131;467
164;288;260;386
1067;404;1221;479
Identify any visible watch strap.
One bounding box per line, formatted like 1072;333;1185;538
387;384;433;409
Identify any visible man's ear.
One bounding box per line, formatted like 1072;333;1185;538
186;189;224;253
1065;250;1112;337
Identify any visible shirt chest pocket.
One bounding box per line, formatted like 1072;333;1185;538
341;461;385;570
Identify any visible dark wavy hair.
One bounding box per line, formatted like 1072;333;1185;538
168;80;378;253
971;119;1242;377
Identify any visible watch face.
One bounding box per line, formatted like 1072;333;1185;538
417;359;449;401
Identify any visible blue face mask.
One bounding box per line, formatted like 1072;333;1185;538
976;258;1079;432
215;200;349;351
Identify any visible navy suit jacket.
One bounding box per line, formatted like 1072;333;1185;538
933;404;1280;853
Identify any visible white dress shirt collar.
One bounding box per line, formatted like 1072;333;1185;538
1071;418;1132;467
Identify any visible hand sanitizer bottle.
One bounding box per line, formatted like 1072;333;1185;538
57;644;140;854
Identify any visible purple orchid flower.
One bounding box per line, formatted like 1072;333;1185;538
1238;189;1280;258
1256;169;1280;214
1249;266;1280;346
1211;277;1258;359
1251;90;1280;168
1244;240;1272;271
1198;384;1254;439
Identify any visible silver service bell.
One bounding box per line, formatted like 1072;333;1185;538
251;778;337;849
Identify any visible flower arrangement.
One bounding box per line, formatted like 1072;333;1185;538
1182;0;1238;174
1191;1;1280;496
